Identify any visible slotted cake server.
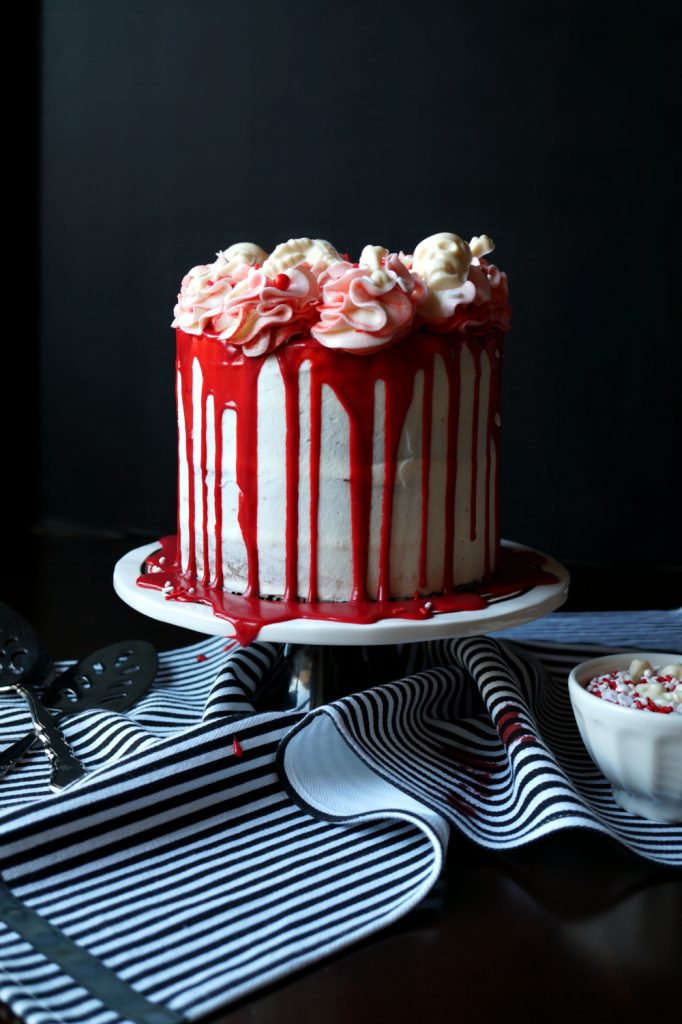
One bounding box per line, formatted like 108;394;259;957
0;609;157;788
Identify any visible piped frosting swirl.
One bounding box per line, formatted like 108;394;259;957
172;232;511;354
310;248;427;353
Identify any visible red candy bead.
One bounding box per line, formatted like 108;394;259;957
233;736;243;757
274;273;291;290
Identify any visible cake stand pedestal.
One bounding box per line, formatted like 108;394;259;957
114;540;569;707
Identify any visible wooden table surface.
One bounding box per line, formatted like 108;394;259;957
2;531;680;1024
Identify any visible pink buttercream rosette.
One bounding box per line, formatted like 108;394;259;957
211;265;320;356
173;264;320;357
172;261;248;336
310;254;428;354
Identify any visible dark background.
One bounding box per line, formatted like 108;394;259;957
10;0;682;583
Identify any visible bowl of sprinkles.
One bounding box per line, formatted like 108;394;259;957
568;652;682;822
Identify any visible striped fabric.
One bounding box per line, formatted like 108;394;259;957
0;611;680;1024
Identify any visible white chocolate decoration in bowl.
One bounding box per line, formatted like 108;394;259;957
628;658;652;682
585;659;682;712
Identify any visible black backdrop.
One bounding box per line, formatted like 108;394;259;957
25;0;682;571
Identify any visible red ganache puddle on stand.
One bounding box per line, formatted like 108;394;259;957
138;540;558;647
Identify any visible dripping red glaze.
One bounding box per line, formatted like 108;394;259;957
140;328;557;647
174;330;502;596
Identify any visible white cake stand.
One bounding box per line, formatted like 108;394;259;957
114;539;569;706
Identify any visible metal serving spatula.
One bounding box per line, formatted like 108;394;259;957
0;602;84;790
0;635;158;789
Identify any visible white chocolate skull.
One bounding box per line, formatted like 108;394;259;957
412;232;472;290
217;242;268;271
262;237;341;277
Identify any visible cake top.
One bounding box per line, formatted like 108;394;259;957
173;232;511;356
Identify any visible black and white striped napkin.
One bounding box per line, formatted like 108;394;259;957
0;610;680;1024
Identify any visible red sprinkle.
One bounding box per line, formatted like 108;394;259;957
274;273;291;290
196;654;209;662
233;737;243;757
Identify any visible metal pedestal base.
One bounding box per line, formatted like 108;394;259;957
283;643;413;708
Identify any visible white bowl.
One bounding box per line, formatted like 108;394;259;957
568;651;682;823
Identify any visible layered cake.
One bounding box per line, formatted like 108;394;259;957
141;233;528;640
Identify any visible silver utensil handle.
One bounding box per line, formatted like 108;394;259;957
16;686;84;790
0;731;36;778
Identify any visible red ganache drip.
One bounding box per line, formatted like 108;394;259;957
279;350;300;601
484;348;501;577
139;539;558;648
154;329;553;647
418;358;434;590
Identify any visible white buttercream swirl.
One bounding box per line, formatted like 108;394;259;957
311;250;427;353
